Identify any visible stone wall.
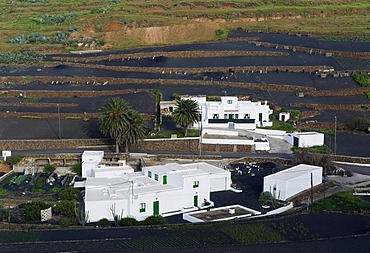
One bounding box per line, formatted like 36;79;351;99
0;138;253;153
0;139;113;150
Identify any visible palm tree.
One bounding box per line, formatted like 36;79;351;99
99;97;131;153
173;99;200;137
121;110;148;154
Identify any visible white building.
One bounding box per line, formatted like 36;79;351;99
263;164;323;201
81;151;134;178
279;112;290;122
79;152;231;222
162;96;273;130
284;132;324;148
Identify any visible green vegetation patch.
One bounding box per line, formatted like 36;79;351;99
221;223;285;244
265;120;295;131
292;145;331;154
353;73;370;87
314;191;370;213
0;231;40;243
321;36;370;42
0;51;44;63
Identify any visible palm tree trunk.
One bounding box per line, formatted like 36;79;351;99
115;139;119;153
125;139;129;155
184;126;188;137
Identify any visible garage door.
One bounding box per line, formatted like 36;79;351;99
211;177;226;192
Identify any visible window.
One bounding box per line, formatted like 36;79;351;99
139;203;146;213
212;114;219;119
228;114;234;120
235;114;238;119
163;175;167;185
193;181;199;188
148;171;152;178
155;174;158;181
227;100;232;104
243;114;250;119
224;114;227;119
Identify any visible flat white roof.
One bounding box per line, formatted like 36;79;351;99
82;150;104;156
144;162;226;176
265;164;322;181
292;132;323;136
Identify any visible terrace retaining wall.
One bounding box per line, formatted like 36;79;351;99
0;138;252;153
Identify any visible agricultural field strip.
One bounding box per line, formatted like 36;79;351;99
0;102;77;108
57;62;335;74
289;103;370;111
0;111;152;119
247;41;370;59
0;76;316;92
51;51;289;62
0;89;150;98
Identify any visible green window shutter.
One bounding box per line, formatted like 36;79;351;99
193;181;199;188
155;174;158;181
148;171;152;178
163;175;167;185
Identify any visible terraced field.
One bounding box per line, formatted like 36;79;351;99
0;31;369;156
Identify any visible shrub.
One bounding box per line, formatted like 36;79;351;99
21;201;50;221
97;218;110;227
55;201;77;218
59;187;81;201
119;217;139;226
71;163;82;176
6;155;24;166
352;73;370;87
259;191;274;205
215;29;224;36
60;217;72;227
143;215;168;225
347;117;370;131
43;164;56;173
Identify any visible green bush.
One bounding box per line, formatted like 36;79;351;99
59;187;81;201
347;117;370;131
6;155;24;166
21;201;50;221
352;73;370;87
43;164;56;174
119;217;139;226
55;201;77;218
71;163;82;176
259;191;274;205
143;215;168;225
97;218;110;227
60;217;72;227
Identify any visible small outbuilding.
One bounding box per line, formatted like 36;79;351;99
263;164;323;201
284;132;324;148
278;112;290;122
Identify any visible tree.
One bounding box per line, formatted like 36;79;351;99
346;117;370;132
99;97;131;153
121;110;148;155
172;99;200;137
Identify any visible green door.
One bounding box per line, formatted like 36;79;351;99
163;175;167;185
194;195;198;207
259;113;263;122
153;201;159;215
293;136;299;147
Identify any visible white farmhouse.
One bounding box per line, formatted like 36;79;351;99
162;96;273;130
284;132;324;148
79;152;231;223
263;164;323;201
